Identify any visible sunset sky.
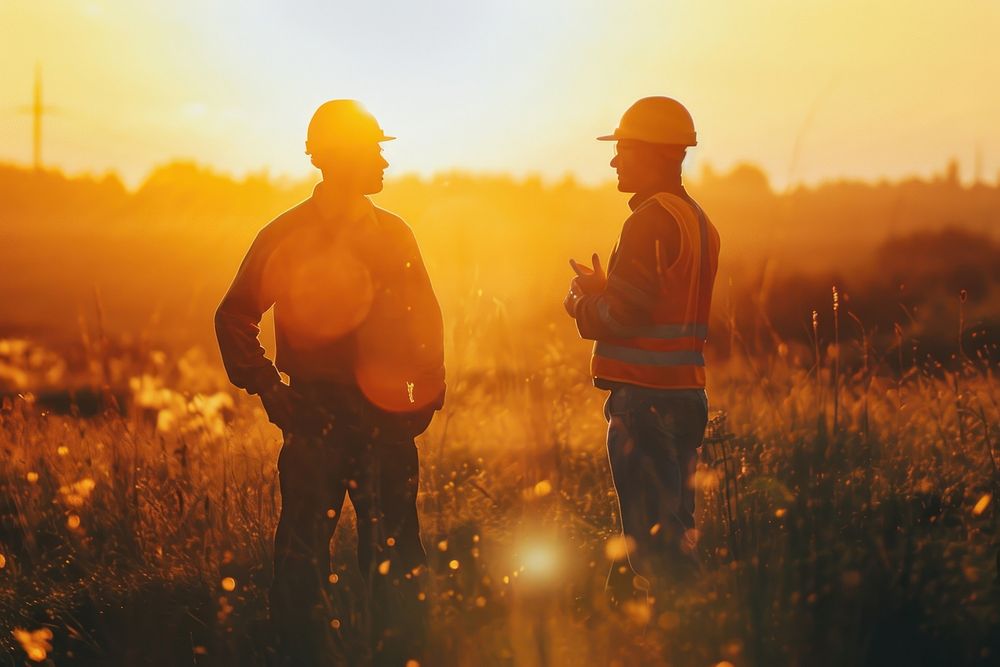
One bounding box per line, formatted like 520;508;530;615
2;0;999;188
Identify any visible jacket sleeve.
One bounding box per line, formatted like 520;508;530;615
574;201;680;341
214;229;282;395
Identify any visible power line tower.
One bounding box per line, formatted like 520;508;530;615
17;62;56;171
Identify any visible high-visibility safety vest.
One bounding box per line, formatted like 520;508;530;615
591;192;720;389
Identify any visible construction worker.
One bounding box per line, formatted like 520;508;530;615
564;97;720;597
215;100;445;666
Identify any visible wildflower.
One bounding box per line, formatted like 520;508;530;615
533;479;552;497
622;600;651;625
59;477;96;507
972;494;991;516
217;596;233;623
13;627;52;662
658;611;680;630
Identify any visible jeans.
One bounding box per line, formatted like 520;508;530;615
270;384;428;667
603;383;708;591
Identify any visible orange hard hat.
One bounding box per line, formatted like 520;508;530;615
597;97;697;147
305;99;395;155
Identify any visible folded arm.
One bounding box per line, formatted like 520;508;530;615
572;201;680;341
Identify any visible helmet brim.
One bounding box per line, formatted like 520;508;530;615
596;132;696;146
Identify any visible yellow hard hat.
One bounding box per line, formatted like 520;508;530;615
597;96;697;147
305;99;395;155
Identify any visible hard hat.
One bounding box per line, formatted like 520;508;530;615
597;96;697;147
305;99;395;155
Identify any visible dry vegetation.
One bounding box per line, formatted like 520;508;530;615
1;163;999;665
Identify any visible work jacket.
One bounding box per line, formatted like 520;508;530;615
574;188;720;390
215;185;445;413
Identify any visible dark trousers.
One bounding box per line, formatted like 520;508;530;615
270;386;428;667
603;384;708;593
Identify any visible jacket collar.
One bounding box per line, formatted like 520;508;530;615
309;182;376;227
628;182;689;211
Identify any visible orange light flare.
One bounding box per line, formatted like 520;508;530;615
504;527;576;593
267;242;375;348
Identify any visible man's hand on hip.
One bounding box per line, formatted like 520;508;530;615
258;382;301;431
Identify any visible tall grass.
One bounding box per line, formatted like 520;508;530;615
1;294;998;666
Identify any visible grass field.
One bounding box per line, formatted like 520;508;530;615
1;303;998;666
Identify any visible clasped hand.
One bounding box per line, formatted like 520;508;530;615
563;253;606;316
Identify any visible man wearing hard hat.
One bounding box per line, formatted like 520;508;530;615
564;97;720;597
215;100;444;666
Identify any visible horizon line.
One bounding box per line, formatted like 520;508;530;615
0;155;995;195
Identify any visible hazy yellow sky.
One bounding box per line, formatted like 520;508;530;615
2;0;999;188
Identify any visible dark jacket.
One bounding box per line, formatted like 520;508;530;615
215;186;445;413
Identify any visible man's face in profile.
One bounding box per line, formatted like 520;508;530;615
610;139;662;194
312;141;389;195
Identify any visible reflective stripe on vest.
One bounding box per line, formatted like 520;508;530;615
591;192;718;389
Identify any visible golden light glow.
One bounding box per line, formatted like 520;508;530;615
605;535;635;561
520;542;558;579
1;2;997;187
